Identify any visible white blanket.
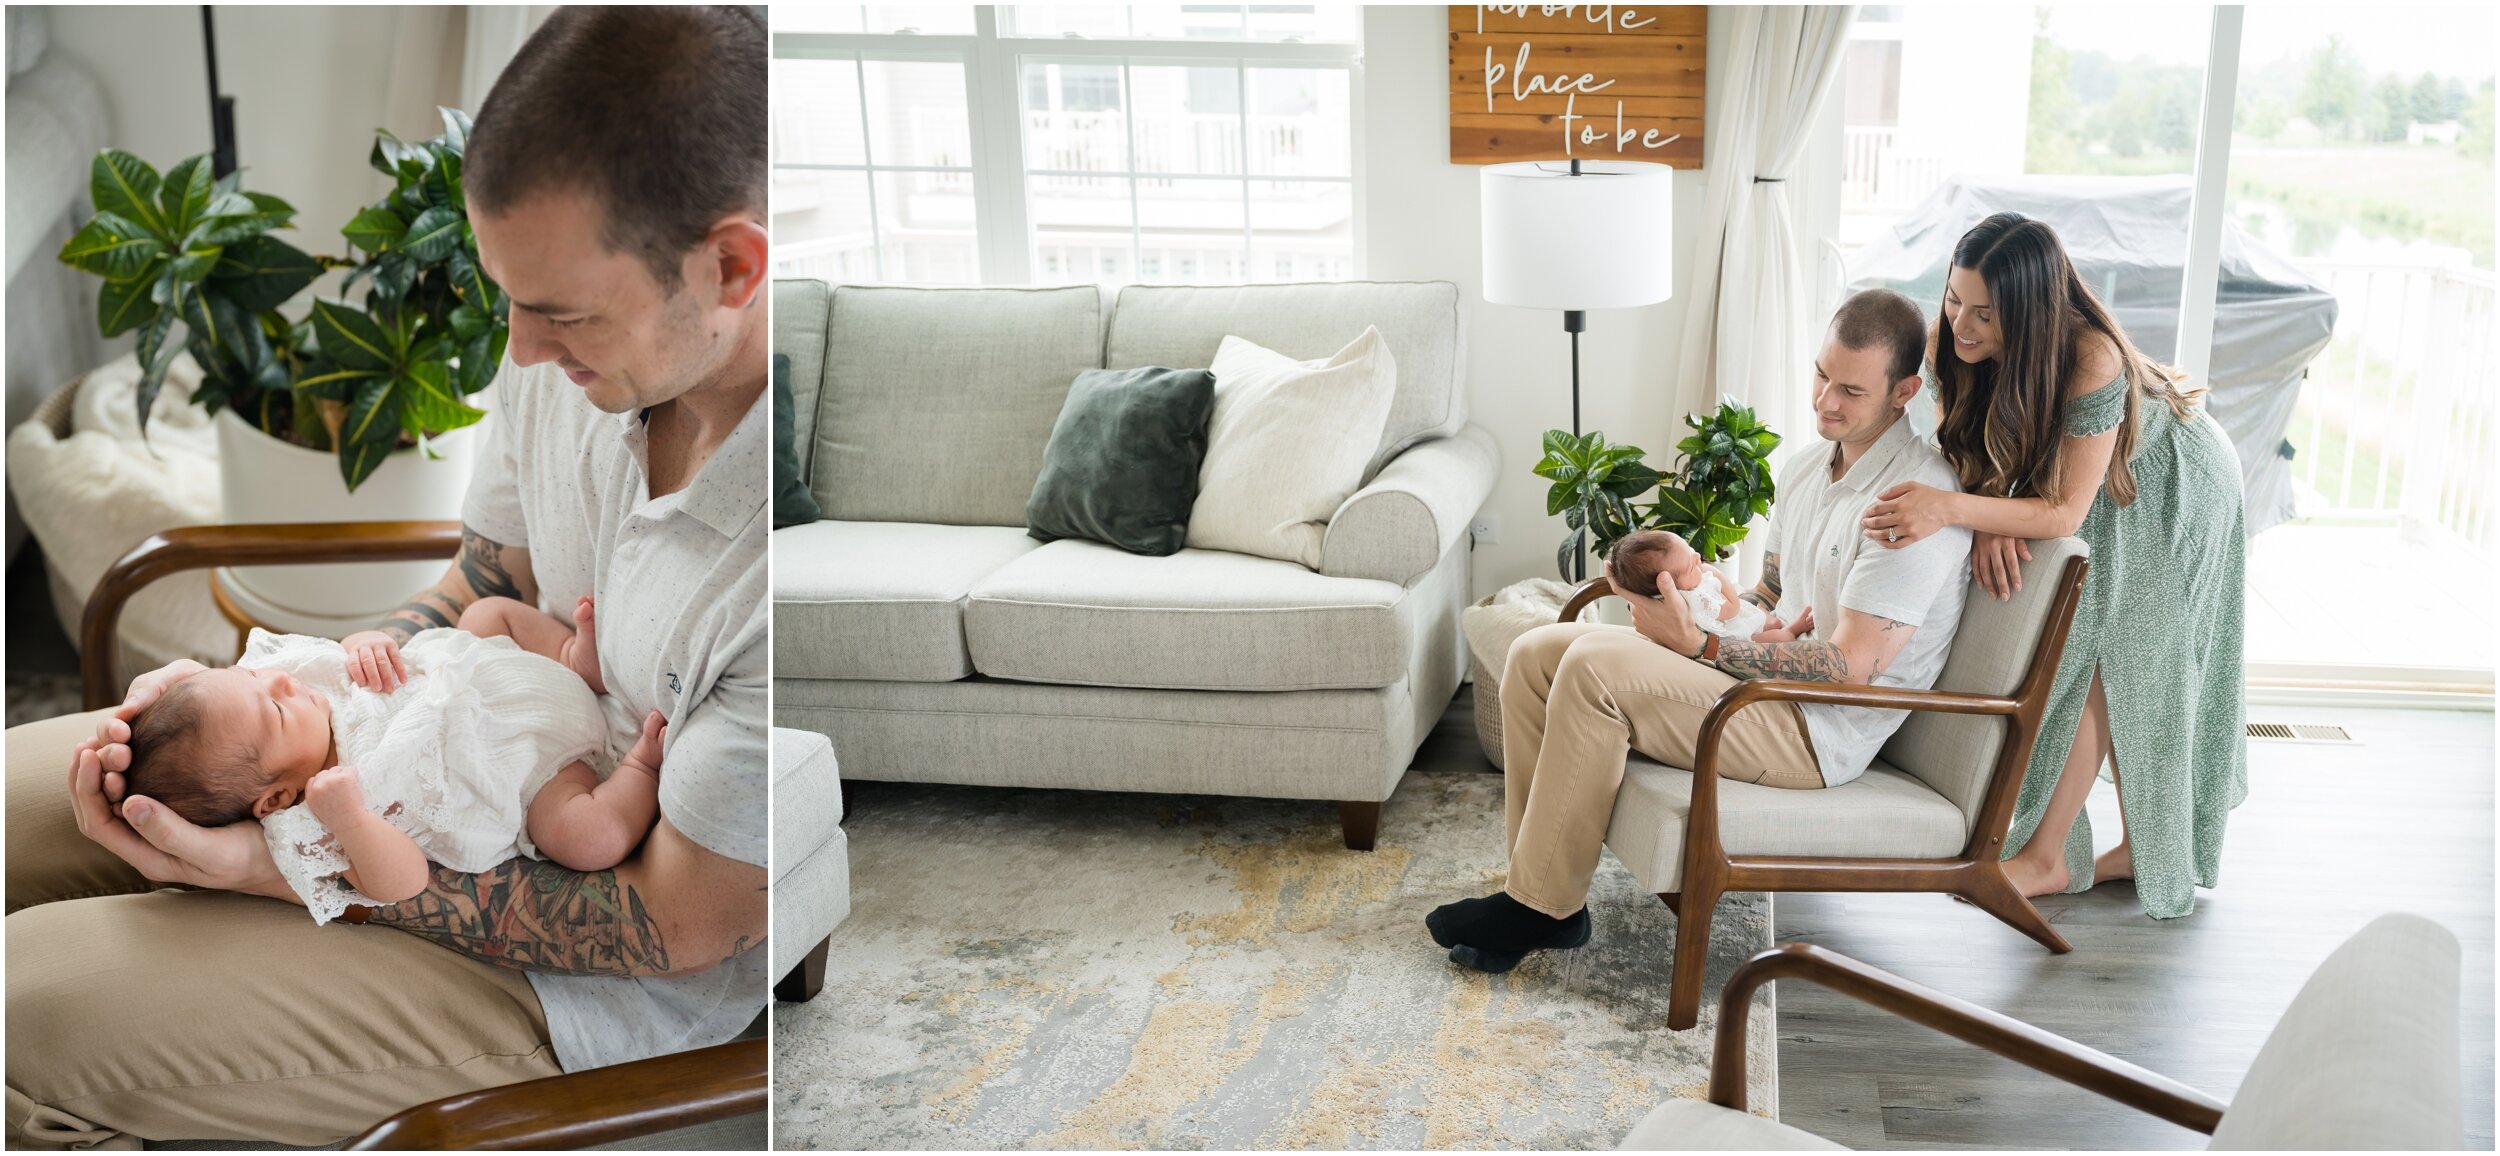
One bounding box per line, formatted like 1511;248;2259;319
6;352;236;672
1461;577;1577;677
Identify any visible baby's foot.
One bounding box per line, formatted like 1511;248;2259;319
564;596;607;695
622;710;667;778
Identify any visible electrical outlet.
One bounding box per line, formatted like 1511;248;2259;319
1469;514;1501;544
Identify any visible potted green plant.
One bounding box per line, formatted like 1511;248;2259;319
1533;429;1661;580
1645;400;1780;561
58;108;510;631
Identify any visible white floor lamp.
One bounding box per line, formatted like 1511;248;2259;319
1480;158;1676;577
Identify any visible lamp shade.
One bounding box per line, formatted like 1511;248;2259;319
1480;160;1675;311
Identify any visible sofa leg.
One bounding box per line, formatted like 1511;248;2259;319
775;936;830;1002
838;780;857;825
1337;801;1381;851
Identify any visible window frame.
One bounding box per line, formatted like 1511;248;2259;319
771;5;1365;285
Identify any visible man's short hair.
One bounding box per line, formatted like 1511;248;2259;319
465;6;767;290
1829;287;1928;386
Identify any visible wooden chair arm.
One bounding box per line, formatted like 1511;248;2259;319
81;520;463;709
1557;576;1613;623
343;1036;766;1150
1706;943;2226;1134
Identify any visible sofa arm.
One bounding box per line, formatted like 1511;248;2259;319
1319;426;1498;584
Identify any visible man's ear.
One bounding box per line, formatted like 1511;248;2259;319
1891;373;1923;410
695;215;770;312
253;784;300;819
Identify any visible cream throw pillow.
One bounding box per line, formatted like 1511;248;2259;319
1185;326;1398;569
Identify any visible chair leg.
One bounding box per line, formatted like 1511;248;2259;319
1665;885;1718;1031
775;935;830;1002
1960;863;2074;954
1337;801;1380;851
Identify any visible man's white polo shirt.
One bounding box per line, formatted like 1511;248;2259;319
462;358;769;1071
1765;416;1972;787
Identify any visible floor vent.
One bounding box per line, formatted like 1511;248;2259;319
2247;722;2356;743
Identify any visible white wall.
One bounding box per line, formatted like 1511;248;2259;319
45;6;469;299
1361;5;1732;598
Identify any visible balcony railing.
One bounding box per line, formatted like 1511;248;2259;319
2290;259;2496;550
1841;125;1944;216
1021;109;1347;179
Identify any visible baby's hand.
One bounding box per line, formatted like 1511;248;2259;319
340;631;409;693
306;766;368;827
1752;605;1815;643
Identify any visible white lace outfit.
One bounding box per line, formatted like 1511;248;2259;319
1683;573;1769;640
246;627;608;925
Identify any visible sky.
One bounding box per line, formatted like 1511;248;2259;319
2039;2;2497;80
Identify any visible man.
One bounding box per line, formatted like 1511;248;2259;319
6;8;769;1146
1426;288;1973;972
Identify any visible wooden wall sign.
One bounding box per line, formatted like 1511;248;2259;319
1449;5;1706;168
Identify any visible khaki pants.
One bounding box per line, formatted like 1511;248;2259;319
5;709;563;1149
1500;624;1825;917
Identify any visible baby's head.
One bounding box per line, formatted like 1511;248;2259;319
124;666;335;826
1608;530;1705;598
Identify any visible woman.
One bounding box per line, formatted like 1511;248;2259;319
1859;212;2247;919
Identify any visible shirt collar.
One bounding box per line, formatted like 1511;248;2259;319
612;392;768;540
1827;415;1918;493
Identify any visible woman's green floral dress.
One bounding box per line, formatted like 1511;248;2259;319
1931;369;2250;918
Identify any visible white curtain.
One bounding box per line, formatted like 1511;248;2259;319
460;6;556;113
1672;6;1857;574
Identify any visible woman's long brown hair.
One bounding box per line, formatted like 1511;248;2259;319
1929;212;2205;508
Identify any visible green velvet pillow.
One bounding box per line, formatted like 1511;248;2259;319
772;353;822;529
1025;366;1217;555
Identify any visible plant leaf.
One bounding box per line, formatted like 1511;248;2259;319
398;360;486;434
342;206;408;254
92;151;167;235
97;267;165;337
311;299;397;372
439;106;471;153
398;205;466;262
339;376;405;491
131;307;181;442
157;155;215;236
59;214;166;280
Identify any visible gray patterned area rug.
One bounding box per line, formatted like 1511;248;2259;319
774;768;1776;1150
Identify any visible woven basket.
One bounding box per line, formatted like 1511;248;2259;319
1469;635;1507;769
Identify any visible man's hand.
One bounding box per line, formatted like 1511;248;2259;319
71;658;208;805
1971;532;2033;601
340;631;410;692
1607;563;1704;656
68;744;296;902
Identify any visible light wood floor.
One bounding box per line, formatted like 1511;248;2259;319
1418;691;2493;1150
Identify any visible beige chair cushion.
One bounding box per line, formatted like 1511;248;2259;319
1881;536;2089;817
1604;756;1970;894
1618;1099;1847;1150
814;284;1104;527
2210;912;2462;1150
772;520;1040;681
963;540;1413;691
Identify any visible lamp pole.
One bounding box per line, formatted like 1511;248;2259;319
202;6;237;178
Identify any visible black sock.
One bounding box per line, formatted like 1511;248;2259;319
1428;891;1587;953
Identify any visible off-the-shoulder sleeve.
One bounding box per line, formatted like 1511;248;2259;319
2065;375;2129;437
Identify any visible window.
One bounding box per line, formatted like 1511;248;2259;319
772;5;1361;286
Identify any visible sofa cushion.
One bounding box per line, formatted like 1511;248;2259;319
772;280;833;481
816;284;1105;526
771;354;821;529
773;520;1041;681
1617;1099;1845;1150
1603;755;1971;894
1186;328;1397;569
964;540;1411;691
1105;281;1466;479
1025;365;1216;556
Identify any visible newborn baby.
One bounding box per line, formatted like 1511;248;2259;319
122;597;662;925
1607;529;1810;643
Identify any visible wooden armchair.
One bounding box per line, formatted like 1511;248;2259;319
1554;538;2091;1030
81;522;770;1148
1622;913;2463;1148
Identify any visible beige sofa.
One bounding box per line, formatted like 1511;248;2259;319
770;279;1498;848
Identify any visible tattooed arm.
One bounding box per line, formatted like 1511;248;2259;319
376;526;538;644
1712;607;1919;685
364;818;767;978
1739;553;1782;611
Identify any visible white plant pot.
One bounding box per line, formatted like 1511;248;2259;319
215;407;481;637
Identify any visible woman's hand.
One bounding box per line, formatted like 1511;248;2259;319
1862;481;1960;549
1971;532;2033;602
1607;563;1703;656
